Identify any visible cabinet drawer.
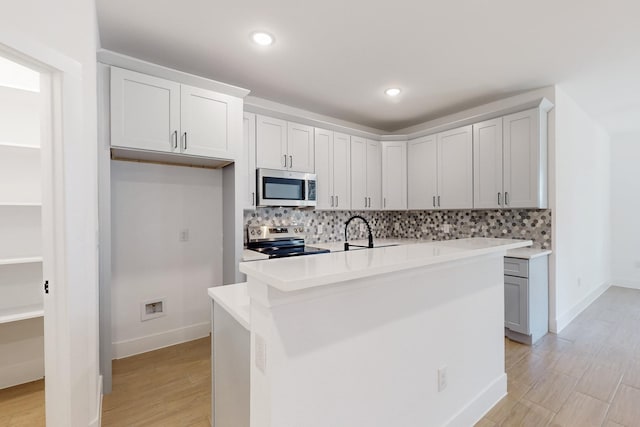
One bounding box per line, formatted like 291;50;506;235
504;257;529;278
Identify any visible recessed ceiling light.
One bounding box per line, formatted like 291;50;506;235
251;32;274;46
385;88;401;97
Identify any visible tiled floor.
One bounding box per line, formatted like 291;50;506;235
1;287;639;426
477;286;640;427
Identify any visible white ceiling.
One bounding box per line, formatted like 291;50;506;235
96;0;640;134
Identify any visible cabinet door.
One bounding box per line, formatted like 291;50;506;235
503;109;542;208
332;132;351;210
256;115;287;170
382;141;407;210
180;84;233;159
365;140;382;210
350;137;367;210
504;275;529;335
437;126;473;209
407;136;438;210
314;128;333;210
473;118;504;209
110;66;180;153
287;122;315;173
243;113;257;209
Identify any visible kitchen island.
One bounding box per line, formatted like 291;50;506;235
226;238;531;427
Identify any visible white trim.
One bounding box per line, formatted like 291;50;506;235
89;375;103;427
551;282;611;333
443;373;507;427
0;256;42;265
97;49;250;99
0;357;44;390
610;280;640;290
112;322;211;359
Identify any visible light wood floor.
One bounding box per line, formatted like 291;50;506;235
477;286;640;427
2;287;640;426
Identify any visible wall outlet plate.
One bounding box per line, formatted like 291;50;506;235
317;225;323;234
438;366;448;392
359;224;367;232
443;224;451;233
140;297;167;321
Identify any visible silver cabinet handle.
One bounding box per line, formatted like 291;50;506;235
331;195;334;207
283;154;287;168
252;192;255;206
289;155;293;169
432;196;436;208
172;130;178;149
336;195;339;207
498;192;501;206
183;132;188;150
384;197;386;208
437;195;441;207
505;192;509;206
368;197;371;208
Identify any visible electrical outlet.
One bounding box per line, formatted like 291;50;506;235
255;334;267;373
140;298;167;321
438;366;448;392
443;224;451;233
179;228;190;242
577;277;582;287
317;225;323;234
394;222;400;231
360;224;367;232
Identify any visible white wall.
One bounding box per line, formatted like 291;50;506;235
552;87;611;331
0;1;100;425
611;133;640;288
111;161;223;358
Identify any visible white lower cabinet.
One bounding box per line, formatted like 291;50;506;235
243;112;256;209
407;126;472;210
504;256;549;345
314;128;351;210
381;141;407;210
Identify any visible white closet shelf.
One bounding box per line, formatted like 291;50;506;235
0;202;41;207
0;257;43;266
0;304;43;324
0;142;40;150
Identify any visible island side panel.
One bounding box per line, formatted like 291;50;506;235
247;254;506;427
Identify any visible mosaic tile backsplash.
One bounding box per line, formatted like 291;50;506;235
244;208;552;249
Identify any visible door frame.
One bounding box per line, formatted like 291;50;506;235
0;29;87;426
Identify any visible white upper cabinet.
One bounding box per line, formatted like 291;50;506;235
243;112;257;210
350;137;367;210
382;141;407;210
256;116;315;173
111;66;239;161
256;115;287;170
180;84;235;159
365;140;382;210
503;108;547;209
437;126;473;209
407;135;438;210
111;67;180;153
332;132;351;210
473;118;504;209
314;128;334;210
314;129;351;210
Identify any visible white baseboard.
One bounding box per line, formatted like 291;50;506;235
611;279;640;290
89;375;103;427
112;322;211;359
0;358;44;390
445;374;507;427
552;282;611;333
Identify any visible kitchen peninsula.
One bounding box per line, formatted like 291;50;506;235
215;238;532;427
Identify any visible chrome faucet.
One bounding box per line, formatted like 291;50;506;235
344;215;374;251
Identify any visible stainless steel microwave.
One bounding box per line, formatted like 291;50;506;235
256;168;317;207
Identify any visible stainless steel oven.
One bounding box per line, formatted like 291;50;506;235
256;168;317;207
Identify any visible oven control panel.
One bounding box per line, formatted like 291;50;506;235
247;224;305;242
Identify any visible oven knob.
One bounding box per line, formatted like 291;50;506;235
250;230;255;235
294;228;299;233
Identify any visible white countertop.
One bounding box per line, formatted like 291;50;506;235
207;283;250;330
505;247;552;259
239;238;532;293
242;249;269;262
